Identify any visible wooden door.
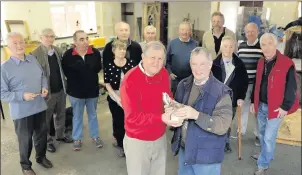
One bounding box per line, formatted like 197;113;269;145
142;2;161;41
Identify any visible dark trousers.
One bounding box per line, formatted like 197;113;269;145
107;96;125;148
13;111;47;170
49;115;56;137
226;107;237;144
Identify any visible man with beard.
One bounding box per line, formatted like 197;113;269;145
203;12;237;58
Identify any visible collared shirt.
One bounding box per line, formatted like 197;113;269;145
48;47;55;56
179;37;191;42
247;38;259;46
1;54;48;120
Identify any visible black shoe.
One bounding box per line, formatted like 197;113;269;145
37;157;53;169
224;143;232;153
56;136;73;143
47;144;56;153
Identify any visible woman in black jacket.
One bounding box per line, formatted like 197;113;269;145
211;36;249;153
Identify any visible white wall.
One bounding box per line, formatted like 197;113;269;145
168;2;211;40
1;2;52;43
263;1;298;27
1;1;121;45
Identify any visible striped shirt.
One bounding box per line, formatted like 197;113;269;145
237;39;263;84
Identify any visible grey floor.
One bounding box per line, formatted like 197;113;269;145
1;95;301;175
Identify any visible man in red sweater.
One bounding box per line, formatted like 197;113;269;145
250;33;299;175
120;41;181;175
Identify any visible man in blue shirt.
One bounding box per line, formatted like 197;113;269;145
166;21;198;95
1;32;53;175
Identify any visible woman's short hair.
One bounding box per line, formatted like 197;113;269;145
112;39;127;52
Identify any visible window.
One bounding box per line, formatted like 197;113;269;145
49;1;97;38
1;1;6;44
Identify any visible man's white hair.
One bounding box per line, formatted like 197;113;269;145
190;47;213;64
114;21;130;33
143;41;166;64
179;21;192;30
40;28;55;36
6;32;24;44
144;25;156;33
260;33;278;46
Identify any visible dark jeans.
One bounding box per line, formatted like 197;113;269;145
226;107;237;144
13;111;47;170
107;96;125;148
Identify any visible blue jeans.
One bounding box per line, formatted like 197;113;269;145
69;96;100;141
257;103;282;169
178;148;221;175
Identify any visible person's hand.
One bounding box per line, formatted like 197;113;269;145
162;112;183;127
23;92;39;101
170;73;177;80
172;105;199;120
41;88;48;98
164;104;174;114
250;103;255;114
237;99;244;107
274;108;288;119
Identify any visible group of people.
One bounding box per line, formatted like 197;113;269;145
1;11;299;175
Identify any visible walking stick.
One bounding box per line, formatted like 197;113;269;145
237;106;242;160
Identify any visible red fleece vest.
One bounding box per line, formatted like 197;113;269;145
254;51;299;119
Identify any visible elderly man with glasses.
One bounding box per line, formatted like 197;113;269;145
1;32;53;175
31;28;72;153
120;41;179;175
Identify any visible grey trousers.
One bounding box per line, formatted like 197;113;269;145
124;134;167;175
46;89;67;144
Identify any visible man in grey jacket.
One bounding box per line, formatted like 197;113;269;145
31;28;72;153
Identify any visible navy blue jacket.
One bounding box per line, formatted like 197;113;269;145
171;74;232;165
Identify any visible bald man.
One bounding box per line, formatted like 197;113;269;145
102;21;142;148
103;21;142;69
139;25;157;50
237;23;263;146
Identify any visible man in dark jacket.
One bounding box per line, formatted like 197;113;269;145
166;47;233;175
31;28;72;153
211;36;249;153
250;33;299;175
102;21;142;68
62;30;103;151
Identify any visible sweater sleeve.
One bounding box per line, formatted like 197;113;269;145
120;79;163;127
195;95;233;135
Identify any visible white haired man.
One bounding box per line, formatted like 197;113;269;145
250;33;299;175
120;41;178;175
1;32;53;175
168;47;233;175
139;25;157;50
31;28;73;153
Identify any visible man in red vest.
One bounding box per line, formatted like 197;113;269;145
250;33;299;175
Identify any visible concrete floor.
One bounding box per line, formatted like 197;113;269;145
1;95;301;175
